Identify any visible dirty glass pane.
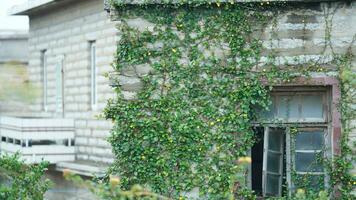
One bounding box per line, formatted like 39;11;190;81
266;174;280;196
301;95;323;119
277;96;299;119
296;131;324;150
295;152;323;172
257;97;275;120
268;128;283;152
267;152;281;173
294;174;325;191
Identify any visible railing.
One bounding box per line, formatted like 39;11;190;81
0;116;75;164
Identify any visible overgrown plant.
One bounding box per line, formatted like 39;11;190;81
105;2;293;199
0;154;51;200
104;1;355;199
329;55;356;199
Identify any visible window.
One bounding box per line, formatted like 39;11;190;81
251;87;330;197
56;55;64;114
41;50;47;111
89;41;97;110
263;127;285;197
259;91;327;123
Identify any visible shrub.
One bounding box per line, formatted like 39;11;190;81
0;154;51;200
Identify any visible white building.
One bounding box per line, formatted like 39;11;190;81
3;0;117;176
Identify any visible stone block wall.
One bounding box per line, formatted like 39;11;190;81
26;0;118;163
109;0;356;173
17;0;356;171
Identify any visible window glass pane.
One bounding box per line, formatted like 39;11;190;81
256;91;327;122
301;95;323;119
266;174;280;196
263;128;283;197
268;128;283;152
267;152;281;173
294;174;324;191
257;97;275;120
15;139;21;145
296;131;324;150
90;41;97;108
277;96;299;119
295;152;323;172
56;57;63;113
259;107;274;120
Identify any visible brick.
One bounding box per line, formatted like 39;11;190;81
75;137;88;145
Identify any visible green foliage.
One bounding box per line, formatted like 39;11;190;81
105;1;355;199
0;154;51;200
105;2;291;199
293;189;328;200
328;55;356;199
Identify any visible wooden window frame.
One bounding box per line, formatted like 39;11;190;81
288;126;330;195
250;76;342;197
255;125;331;197
262;127;285;197
271;91;327;123
272;77;341;155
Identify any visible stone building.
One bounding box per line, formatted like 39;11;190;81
3;0;118;198
104;0;356;198
7;0;116;168
0;0;354;199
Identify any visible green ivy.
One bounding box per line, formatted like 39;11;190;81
105;1;355;199
329;55;356;199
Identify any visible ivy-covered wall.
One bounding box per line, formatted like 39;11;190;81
105;1;355;199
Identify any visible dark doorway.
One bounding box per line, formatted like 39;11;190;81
251;127;264;196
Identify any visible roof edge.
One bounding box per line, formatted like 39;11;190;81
9;0;62;15
107;0;339;5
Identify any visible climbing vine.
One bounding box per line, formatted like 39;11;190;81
104;1;355;199
329;54;355;199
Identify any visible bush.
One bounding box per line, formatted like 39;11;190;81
0;154;52;200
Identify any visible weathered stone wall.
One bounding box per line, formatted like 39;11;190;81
114;2;356;95
110;1;356;174
26;0;117;163
18;0;356;174
258;2;356;175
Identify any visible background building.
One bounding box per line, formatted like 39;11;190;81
2;0;118;199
